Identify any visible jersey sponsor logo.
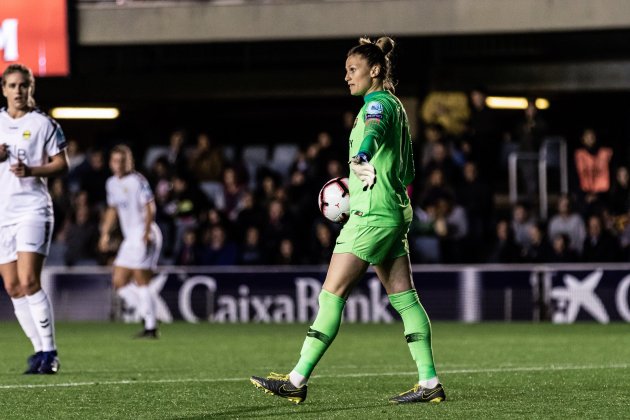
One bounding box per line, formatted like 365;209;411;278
22;130;31;140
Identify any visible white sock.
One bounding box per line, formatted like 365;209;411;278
419;376;439;389
26;290;56;352
11;297;43;353
289;370;307;388
117;283;139;312
137;285;157;330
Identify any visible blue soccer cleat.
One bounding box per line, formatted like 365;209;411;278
38;350;60;374
24;351;43;375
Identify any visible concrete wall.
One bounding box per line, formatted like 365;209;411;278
78;0;630;45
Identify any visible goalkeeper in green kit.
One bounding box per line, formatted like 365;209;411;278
251;36;445;405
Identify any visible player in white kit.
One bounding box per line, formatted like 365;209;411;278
0;64;67;374
99;144;162;338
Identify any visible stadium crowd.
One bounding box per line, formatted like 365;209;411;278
47;88;630;266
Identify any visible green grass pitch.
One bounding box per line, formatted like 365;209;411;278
0;321;628;419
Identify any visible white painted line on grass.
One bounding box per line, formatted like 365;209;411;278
0;363;627;390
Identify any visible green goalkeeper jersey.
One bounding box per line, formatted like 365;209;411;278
347;90;415;227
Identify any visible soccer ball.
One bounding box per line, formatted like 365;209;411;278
318;177;350;223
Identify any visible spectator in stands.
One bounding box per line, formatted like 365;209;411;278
221;166;247;221
513;100;548;200
238;226;264;265
547;194;586;255
261;198;295;262
582;214;621;262
165;129;189;175
548;233;579;263
165;172;210;257
273;238;299;265
189;132;224;182
199;225;238;265
456;161;493;262
286;169;317;223
574;128;613;215
434;195;468;263
464;86;501;185
74;149;110;207
65;139;86;173
521;223;553;263
49;177;72;241
608;166;630;216
63;204;99;266
174;228;202;266
417;168;455;210
255;170;281;211
511;201;537;250
422;141;461;189
487;219;521;263
310;221;335;264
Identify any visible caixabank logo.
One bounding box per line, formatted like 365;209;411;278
550;269;630;323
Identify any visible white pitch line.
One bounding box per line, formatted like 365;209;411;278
0;363;627;390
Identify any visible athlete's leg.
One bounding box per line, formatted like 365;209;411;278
132;269;157;332
1;261;43;355
375;255;439;389
16;252;57;351
289;253;369;386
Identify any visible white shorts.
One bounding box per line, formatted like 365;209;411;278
0;221;54;264
113;224;162;270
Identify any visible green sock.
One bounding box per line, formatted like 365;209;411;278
293;289;346;378
389;289;437;382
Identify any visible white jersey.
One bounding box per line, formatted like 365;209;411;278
106;172;156;239
0;107;67;227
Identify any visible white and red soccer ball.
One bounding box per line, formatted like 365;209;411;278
318;177;350;223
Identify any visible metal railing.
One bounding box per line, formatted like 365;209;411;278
508;137;568;220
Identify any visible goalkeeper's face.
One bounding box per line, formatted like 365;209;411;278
345;54;380;97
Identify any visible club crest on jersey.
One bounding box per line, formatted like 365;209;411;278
22;130;31;139
365;101;383;120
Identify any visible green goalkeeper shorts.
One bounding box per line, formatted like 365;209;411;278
333;223;410;265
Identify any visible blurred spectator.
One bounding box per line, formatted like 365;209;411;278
238;226;264;265
608;166;630;216
574;128;613;214
199;225;238;265
547;194;586;254
273;238;299;265
464;87;501;185
66;139;86;172
434;196;468;263
511;201;537;250
521;223;553;263
417;168;455;210
63;204;99;266
50;177;72;240
456;161;493;262
582;214;621;262
487;219;521;263
189;132;224;182
261;199;294;262
74;149;110;206
310;221;334;264
422;141;461;188
165;172;210;256
513;100;548;200
218;166;246;221
166;129;189;175
175;228;203;266
548;233;579;263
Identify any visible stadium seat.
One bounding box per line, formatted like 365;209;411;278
200;181;226;210
242;145;269;189
143;146;169;171
270;143;299;178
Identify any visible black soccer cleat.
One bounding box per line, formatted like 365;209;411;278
388;383;446;404
134;328;159;339
250;372;307;404
38;350;60;374
24;351;43;374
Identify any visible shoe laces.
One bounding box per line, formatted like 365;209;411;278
268;372;290;381
399;384;421;396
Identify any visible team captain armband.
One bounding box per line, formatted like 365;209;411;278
365;101;384;122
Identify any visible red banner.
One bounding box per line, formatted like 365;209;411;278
1;0;69;77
